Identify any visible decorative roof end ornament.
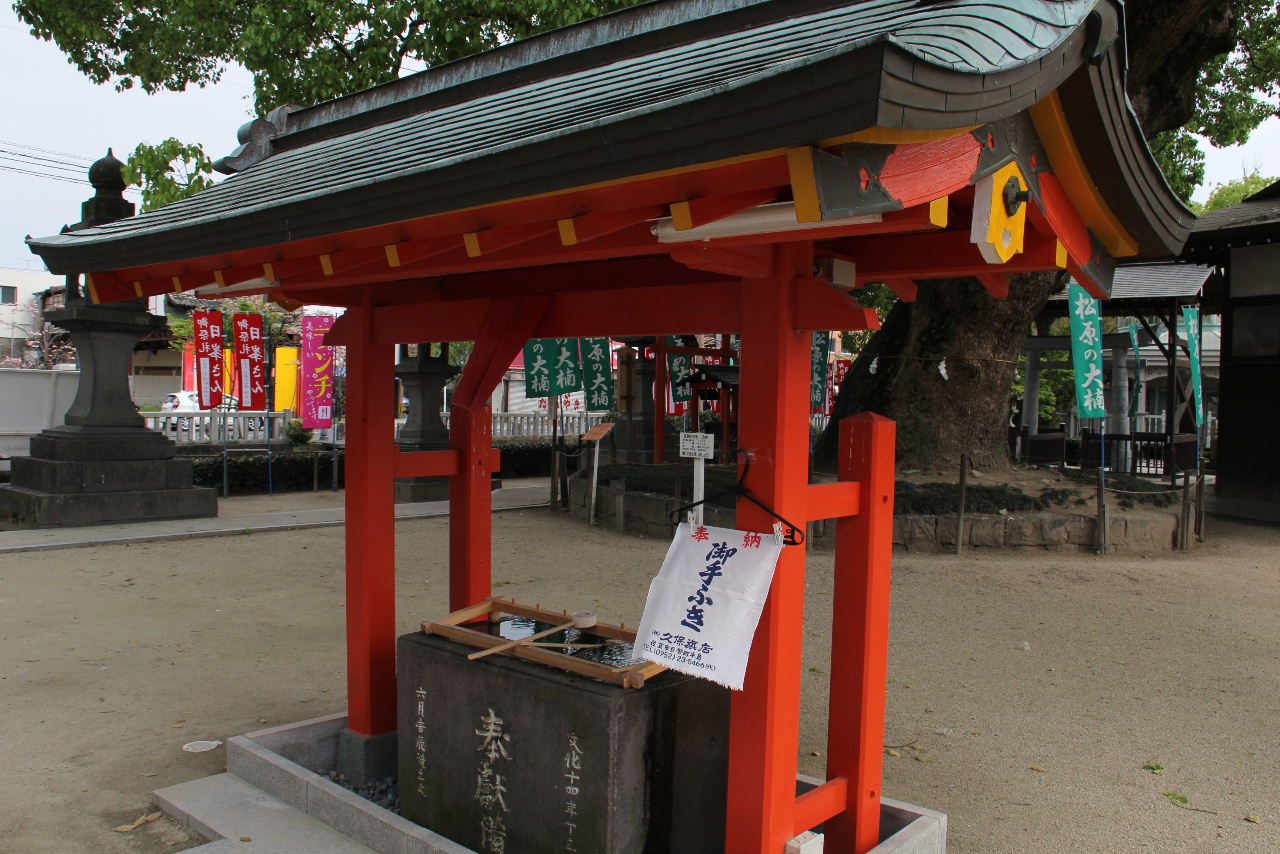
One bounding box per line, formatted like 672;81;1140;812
1084;7;1120;66
214;104;302;174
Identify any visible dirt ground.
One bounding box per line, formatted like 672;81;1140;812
2;504;1278;853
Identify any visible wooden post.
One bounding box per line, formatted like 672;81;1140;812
654;337;668;464
724;244;811;854
955;454;968;556
343;301;398;737
1096;464;1107;554
448;296;550;612
825;413;896;854
1180;471;1192;550
449;404;494;610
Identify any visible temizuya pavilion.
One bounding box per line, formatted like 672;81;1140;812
27;0;1191;850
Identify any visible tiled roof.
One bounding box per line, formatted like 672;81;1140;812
28;0;1107;272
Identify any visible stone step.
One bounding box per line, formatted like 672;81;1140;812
153;773;375;854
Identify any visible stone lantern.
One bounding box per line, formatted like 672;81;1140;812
0;152;217;529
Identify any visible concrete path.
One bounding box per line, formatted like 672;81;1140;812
0;479;550;554
154;774;375;854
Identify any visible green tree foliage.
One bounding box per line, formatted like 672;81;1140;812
15;0;639;207
1194;170;1278;213
1142;0;1280;200
119;137;215;211
14;0;638;115
167;295;302;346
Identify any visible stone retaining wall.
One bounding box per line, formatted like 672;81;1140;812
567;477;1180;552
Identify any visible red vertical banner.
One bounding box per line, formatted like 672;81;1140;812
232;313;268;411
827;358;852;416
193;311;224;409
301;314;337;428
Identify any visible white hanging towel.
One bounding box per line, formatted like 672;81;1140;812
634;522;783;690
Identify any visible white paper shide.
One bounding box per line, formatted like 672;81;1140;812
634;522;783;690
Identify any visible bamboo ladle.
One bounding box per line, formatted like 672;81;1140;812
467;611;597;660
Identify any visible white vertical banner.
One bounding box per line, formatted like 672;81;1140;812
634;522;783;690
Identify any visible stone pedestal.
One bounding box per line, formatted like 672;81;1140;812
0;150;215;530
397;632;729;854
0;302;217;529
395;345;457;503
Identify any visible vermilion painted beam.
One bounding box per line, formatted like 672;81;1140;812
325;282;746;346
343;299;399;738
394;449;460;478
725;243;814;854
670;187;782;230
793;777;850;837
802;481;861;521
977;273;1010;298
669;243;775;278
878;134;983;208
558;204;666;245
449;297;551;611
883;277;918;302
792;277;881;333
849;231;1064;284
1030;172;1091;264
825;413;897;854
434;255;733;301
94;154;792;287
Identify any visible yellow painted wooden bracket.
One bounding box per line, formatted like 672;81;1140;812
970;161;1027;264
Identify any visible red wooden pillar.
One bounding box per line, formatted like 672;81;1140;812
447;296;550;610
724;243;814;854
449;403;493;611
343;301;398;737
825;413;897;853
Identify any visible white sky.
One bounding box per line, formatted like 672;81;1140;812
1;4;1276;272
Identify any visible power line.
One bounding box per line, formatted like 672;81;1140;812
0;152;89;176
0;163;89;185
0;139;97;166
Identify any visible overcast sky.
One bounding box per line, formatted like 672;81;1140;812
1;4;1276;273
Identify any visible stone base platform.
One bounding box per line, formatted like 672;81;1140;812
155;713;946;854
0;482;217;530
567;478;1182;552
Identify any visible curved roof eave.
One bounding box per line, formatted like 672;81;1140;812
28;39;1096;273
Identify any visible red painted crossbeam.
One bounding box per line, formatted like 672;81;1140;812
392;448;502;479
793;777;850;838
849;230;1063;284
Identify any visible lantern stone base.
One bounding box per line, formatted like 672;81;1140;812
0;425;216;531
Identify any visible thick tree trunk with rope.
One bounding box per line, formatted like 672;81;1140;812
814;272;1061;470
814;0;1240;472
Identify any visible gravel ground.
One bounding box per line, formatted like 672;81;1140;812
1;505;1277;853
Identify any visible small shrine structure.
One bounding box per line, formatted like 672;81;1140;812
26;0;1191;850
1183;180;1280;521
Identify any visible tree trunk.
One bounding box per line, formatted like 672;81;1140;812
815;272;1062;471
813;0;1243;472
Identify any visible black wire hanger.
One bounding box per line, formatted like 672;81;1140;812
667;448;806;546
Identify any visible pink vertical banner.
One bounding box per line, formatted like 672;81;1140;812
300;314;336;428
193;311;224;409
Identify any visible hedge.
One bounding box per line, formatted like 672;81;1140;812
190;438;584;493
192;449;344;493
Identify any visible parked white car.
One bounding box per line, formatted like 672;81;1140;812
155;390;266;439
160;390;202;413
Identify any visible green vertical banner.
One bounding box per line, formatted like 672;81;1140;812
581;338;616;411
523;338;553;398
1183;307;1204;426
549;338;584;395
810;331;830;413
1128;325;1143;417
1068;283;1106;418
667;336;692;402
